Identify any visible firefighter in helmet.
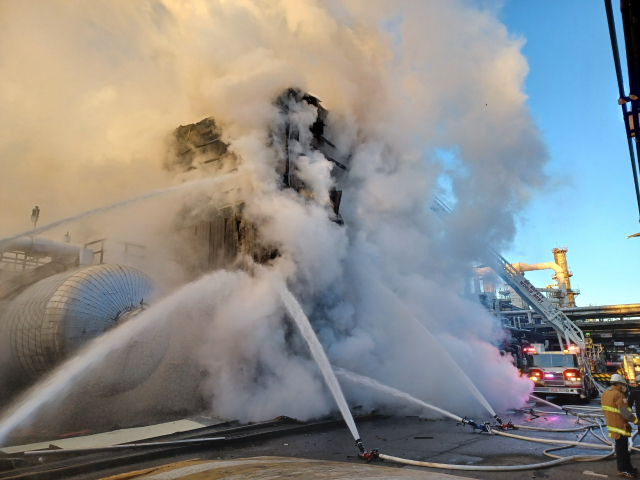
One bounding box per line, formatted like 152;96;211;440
602;373;638;477
585;332;593;348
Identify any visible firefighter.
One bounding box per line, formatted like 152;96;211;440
629;375;640;418
602;373;638;477
585;332;593;348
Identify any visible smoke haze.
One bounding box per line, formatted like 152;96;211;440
0;0;545;427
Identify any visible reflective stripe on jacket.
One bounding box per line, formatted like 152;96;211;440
601;388;638;439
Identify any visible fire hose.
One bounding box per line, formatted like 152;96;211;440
355;399;622;472
373;426;615;471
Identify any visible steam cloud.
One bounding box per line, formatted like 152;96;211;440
0;0;545;425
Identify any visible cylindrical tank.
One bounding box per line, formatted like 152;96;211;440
0;264;153;384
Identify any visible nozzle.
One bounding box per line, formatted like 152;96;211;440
494;415;503;425
460;417;491;433
461;417;480;429
355;439;379;462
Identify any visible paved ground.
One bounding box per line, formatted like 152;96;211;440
65;397;631;480
99;457;469;480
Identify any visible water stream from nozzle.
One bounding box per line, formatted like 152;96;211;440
375;283;497;418
0;293;163;445
266;272;360;442
0;173;238;249
334;367;464;422
0;273;236;446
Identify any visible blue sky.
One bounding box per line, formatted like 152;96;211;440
495;1;640;306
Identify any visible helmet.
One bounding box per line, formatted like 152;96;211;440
586;333;591;337
610;374;626;384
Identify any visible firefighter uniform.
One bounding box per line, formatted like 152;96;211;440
602;387;638;474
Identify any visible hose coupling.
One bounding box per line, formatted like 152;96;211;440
355;439;379;462
460;417;492;433
494;419;515;431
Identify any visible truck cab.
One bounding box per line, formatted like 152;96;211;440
527;351;596;399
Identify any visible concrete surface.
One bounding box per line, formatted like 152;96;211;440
99;457;469;479
49;398;637;480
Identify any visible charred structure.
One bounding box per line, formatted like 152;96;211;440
167;88;346;276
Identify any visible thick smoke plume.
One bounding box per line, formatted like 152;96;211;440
0;0;546;426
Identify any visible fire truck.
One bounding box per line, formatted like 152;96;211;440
432;198;606;397
525;346;599;399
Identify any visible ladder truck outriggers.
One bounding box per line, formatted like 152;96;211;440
432;198;605;399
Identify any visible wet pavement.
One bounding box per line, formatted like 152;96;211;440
4;396;633;480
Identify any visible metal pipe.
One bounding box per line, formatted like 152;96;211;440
23;436;226;456
509;262;566;287
0;236;92;264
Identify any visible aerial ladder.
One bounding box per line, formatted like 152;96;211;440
432;197;605;393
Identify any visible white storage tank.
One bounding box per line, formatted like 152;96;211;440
0;264;153;384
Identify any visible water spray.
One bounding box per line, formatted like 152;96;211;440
0;173;238;250
374;283;498;418
261;268;361;443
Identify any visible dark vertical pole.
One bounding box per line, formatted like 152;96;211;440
284;122;291;188
605;0;640;219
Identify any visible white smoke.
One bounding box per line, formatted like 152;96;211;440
0;0;544;427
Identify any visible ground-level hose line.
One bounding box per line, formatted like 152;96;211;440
562;405;604;410
541;430;613;461
378;452;612;471
379;422;615;471
491;429;612;449
513;424;592;432
530;409;569;415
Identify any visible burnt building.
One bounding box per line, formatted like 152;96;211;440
166;88;346;276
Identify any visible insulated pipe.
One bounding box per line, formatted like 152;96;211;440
0;236;92;264
0;236;80;257
476;263;565;285
509;262;566;290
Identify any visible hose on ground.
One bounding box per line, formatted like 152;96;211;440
530;408;569;415
378;415;615;471
491;429;612;449
378;452;612;471
589;428;611;445
561;405;603;410
513;424;591;432
542;430;613;461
